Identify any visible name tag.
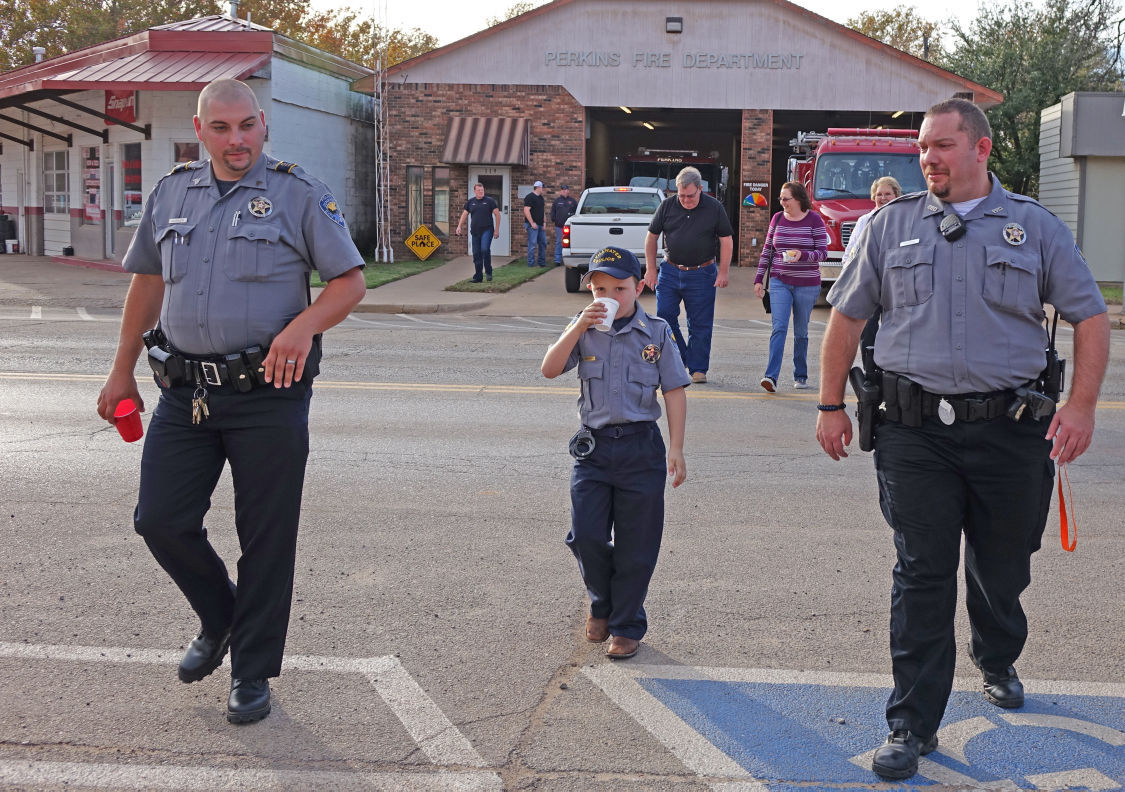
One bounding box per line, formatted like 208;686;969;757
899;239;920;247
168;217;188;224
583;356;597;361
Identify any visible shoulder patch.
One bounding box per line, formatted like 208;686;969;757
320;194;347;228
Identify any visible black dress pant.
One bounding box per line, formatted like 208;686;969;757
874;415;1053;738
134;379;312;680
567;423;667;640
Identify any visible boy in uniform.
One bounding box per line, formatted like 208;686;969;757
541;246;690;659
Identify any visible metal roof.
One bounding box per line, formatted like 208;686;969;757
46;50;270;92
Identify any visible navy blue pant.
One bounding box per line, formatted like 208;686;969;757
471;229;493;280
567;423;666;640
134;379;312;680
874;415;1053;738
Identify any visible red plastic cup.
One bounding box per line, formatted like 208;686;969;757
113;398;144;443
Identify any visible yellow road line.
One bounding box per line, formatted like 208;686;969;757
2;372;1123;408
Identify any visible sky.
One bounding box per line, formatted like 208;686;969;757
359;0;986;47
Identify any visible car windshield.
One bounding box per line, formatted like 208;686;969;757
813;153;925;200
580;191;664;214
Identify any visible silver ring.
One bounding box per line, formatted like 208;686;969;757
285;359;296;364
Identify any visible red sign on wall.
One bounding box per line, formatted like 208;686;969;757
105;90;136;125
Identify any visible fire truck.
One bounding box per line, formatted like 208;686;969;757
614;149;727;201
786;128;925;289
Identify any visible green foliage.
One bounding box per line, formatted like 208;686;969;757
846;7;943;61
939;0;1122;196
446;260;556;292
310;257;446;289
486;1;547;28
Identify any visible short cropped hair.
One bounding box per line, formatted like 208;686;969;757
676;167;702;190
197;79;261;117
925;98;991;144
781;181;810;212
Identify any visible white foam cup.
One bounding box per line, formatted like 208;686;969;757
593;297;619;331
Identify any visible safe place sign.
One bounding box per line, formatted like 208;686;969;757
406;225;441;261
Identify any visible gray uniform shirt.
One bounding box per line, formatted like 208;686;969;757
829;175;1106;394
560;306;691;428
122;154;365;355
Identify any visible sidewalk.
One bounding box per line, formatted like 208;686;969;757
5;252;1122;327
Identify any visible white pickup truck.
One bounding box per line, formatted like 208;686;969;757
560;186;665;292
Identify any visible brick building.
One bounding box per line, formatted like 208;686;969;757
356;0;999;266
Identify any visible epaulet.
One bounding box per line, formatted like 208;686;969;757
898;190;927;202
1006;191;1041;205
271;160;300;174
166;160;202;176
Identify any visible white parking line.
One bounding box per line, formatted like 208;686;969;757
0;641;487;769
76;307;95;321
0;761;502;791
30;305;41;319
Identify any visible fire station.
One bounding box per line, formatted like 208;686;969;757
357;0;1000;267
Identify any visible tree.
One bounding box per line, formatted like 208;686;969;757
847;8;943;61
487;1;547;27
941;0;1123;195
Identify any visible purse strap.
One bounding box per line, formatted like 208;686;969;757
763;212;781;287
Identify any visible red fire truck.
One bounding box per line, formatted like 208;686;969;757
614;149;727;201
787;128;925;289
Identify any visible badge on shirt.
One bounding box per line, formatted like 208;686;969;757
1003;222;1026;246
248;196;273;218
320;194;347;228
641;344;660;363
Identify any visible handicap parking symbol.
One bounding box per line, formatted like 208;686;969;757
585;665;1125;790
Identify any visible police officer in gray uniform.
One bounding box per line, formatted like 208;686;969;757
97;78;366;724
542;247;690;660
816;99;1109;780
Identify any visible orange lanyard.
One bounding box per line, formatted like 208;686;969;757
1058;463;1076;552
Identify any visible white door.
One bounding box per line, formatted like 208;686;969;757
468;166;510;256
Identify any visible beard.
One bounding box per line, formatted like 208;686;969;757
221;149;253;174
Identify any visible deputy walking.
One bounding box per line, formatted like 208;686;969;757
816;99;1109;780
96;78;366;724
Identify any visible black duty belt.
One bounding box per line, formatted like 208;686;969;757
881;371;1013;425
590;421;656;438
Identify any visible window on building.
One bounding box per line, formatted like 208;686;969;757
406;166;423;233
122;142;143;227
431;167;450;237
43;150;70;214
173;141;199;163
81;146;102;226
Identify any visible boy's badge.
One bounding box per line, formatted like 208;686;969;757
641;344;660;363
248;196;273;218
320;194;347;228
1003;222;1026;246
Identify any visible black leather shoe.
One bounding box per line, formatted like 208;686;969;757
968;646;1025;708
177;630;230;683
871;730;938;780
227;678;271;724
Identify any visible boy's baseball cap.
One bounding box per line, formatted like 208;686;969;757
533;180;544;187
581;246;642;287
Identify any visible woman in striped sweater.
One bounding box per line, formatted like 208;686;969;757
753;182;827;392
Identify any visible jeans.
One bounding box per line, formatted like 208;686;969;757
525;222;547;267
764;281;820;383
554;225;565;264
470;229;493;280
655;261;716;375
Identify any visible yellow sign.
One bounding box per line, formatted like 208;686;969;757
405;225;441;261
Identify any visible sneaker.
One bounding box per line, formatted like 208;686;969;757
794;379;810;390
691;371;707;384
760;377;776;393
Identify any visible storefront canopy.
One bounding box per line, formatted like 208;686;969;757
440;116;530;165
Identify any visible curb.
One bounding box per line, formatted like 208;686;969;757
51;256;127;273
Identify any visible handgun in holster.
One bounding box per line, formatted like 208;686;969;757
849;366;881;452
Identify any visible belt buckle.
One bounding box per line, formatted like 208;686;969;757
201;361;222;386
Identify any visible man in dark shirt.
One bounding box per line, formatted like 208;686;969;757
644;167;733;384
455;183;501;282
523;180;547;267
550;184;578;265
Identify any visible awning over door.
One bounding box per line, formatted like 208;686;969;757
440;116;529;165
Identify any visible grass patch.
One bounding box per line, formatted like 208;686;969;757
445;259;557;293
1100;283;1122;305
311;256;447;289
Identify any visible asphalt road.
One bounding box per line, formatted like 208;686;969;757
1;269;1124;791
